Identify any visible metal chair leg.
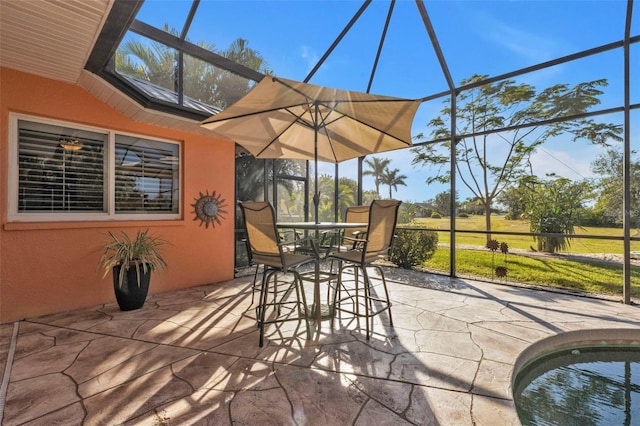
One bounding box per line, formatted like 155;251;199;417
361;266;372;340
258;270;273;347
374;264;393;326
250;263;261;305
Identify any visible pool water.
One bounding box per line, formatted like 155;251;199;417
514;346;640;425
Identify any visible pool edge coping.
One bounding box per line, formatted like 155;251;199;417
511;328;640;393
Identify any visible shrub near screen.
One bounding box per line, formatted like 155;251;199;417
390;229;438;268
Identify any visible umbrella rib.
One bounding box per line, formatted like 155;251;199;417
320;100;417;146
310;97;418;163
344;116;412;146
254;118;297;158
204;98;313;124
284;104;315;129
317;121;339;163
255;103;315;157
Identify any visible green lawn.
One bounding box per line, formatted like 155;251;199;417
402;215;640;299
409;215;640;254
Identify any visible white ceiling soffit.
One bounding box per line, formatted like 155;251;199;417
0;0;112;84
0;0;212;135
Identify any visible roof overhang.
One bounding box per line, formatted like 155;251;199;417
0;0;219;136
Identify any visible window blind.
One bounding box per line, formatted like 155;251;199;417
17;121;106;213
115;135;179;214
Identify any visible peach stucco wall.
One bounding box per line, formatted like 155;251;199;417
0;68;236;323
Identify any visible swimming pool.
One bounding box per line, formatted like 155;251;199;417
512;329;640;425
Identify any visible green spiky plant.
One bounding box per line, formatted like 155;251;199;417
99;229;168;288
486;239;509;280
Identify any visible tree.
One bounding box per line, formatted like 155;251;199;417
316;174;336;222
591;148;640;227
459;197;485;215
214;38;271;107
235;157;306;228
411;74;623;243
116;26;270;109
398;202;419;224
521;175;592;253
115;25;183;90
362;190;378;205
380;168;407;199
236;157;304;202
432;191;453;216
337;177;357;219
363;157;390;197
314;174;359;221
497;186;528;220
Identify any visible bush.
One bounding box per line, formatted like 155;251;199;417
431;212;443;219
457;212;469;218
398;204;417;224
390;229;438;269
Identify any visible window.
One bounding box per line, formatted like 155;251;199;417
115;135;180;214
16;120;107;214
9;114;181;221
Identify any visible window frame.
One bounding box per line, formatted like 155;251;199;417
8;113;182;222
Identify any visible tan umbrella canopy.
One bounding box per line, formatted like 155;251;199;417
201;76;421;220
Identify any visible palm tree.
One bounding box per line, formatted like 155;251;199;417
116;26;269;109
380;168;407;199
337;177;357;218
363;157;390;197
337;181;355;219
215;38;271;108
316;174;338;222
115;25;184;90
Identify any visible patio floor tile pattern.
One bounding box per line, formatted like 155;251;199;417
2;270;640;425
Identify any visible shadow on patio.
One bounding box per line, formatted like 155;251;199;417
2;268;639;425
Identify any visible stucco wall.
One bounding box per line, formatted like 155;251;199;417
0;68;236;323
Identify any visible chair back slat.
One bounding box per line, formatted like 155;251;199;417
344;205;369;238
365;200;401;258
240;201;281;259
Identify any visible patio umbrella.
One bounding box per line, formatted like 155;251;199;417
201;76;421;221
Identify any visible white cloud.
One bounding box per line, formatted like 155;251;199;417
300;45;320;74
529;144;601;181
486;26;556;64
471;9;568;65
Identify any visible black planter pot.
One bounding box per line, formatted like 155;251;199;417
113;264;151;311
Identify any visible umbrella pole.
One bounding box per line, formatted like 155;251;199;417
313;158;319;223
313;102;320;224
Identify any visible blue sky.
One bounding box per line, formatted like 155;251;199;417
136;0;638;203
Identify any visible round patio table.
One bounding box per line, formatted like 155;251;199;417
277;221;367;332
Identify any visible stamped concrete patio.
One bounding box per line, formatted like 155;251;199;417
2;268;640;425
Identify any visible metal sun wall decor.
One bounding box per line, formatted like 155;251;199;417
192;190;228;229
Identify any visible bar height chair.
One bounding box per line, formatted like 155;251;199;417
324;204;370;296
343;205;370;247
240;237;261;306
328;199;401;340
239;201;315;347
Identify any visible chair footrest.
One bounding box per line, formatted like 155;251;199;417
333;305;391;319
299;271;338;284
259;300;308;324
334;295;391;317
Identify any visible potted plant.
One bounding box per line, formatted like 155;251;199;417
99;229;167;311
